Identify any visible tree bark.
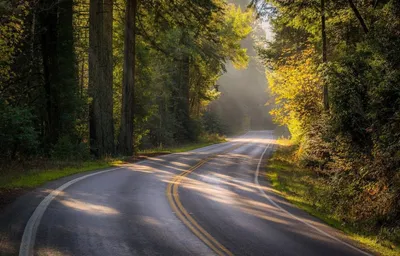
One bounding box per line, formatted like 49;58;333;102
89;0;115;157
173;30;191;142
39;0;59;146
118;0;138;156
102;0;115;154
57;0;78;134
321;0;329;111
347;0;369;34
179;53;190;139
89;0;100;156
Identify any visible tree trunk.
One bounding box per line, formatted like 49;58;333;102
179;53;191;139
39;0;59;146
89;0;115;157
321;0;329;111
57;0;78;134
102;0;115;154
118;0;138;156
347;0;369;34
171;30;191;142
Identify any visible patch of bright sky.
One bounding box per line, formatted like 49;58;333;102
253;0;274;41
261;20;273;41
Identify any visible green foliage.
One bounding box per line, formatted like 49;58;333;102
0;0;252;160
259;0;400;250
0;102;38;158
267;146;400;256
202;110;226;135
51;135;90;161
267;47;323;141
0;1;28;85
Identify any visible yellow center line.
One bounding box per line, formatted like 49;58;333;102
166;143;244;256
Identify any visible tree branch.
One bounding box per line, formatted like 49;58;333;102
347;0;369;34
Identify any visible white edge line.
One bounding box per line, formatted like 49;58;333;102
254;142;372;256
19;167;122;256
19;132;252;256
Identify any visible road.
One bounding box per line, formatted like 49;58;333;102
0;131;371;256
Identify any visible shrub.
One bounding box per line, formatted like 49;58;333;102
0;102;38;158
51;135;90;161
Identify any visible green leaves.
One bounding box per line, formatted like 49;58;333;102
0;103;38;158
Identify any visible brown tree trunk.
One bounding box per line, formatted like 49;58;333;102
172;30;191;142
89;0;115;157
347;0;369;34
118;0;138;156
39;0;59;146
321;0;329;111
102;0;115;154
179;53;190;138
57;0;78;134
89;0;100;156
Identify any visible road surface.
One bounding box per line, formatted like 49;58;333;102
0;131;371;256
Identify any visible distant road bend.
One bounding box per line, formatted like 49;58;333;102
5;131;371;255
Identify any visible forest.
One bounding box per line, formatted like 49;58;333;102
0;0;253;159
1;0;400;253
255;0;400;251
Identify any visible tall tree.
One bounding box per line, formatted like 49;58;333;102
118;0;138;155
172;30;191;142
57;0;79;136
321;0;329;111
38;0;78;147
89;0;115;157
39;0;59;146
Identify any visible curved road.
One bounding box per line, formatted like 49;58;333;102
0;131;372;255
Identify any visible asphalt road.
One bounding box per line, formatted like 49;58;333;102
0;131;372;256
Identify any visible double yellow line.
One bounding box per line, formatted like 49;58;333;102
166;143;243;256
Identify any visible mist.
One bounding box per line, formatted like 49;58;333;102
209;0;275;134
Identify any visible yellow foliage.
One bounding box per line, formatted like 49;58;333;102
222;4;253;70
267;48;323;141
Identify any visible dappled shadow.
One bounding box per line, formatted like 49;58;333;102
172;139;358;253
59;198;119;216
9;131;356;256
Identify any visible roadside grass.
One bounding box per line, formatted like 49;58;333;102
266;143;400;256
138;134;226;154
139;141;222;154
0;160;118;189
0;134;225;191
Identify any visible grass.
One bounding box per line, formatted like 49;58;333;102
0;135;225;191
0;160;118;189
139;133;226;154
266;144;400;256
139;141;222;154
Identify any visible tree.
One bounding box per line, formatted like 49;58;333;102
347;0;369;34
118;0;137;155
258;0;400;241
89;0;115;157
321;0;329;111
0;0;252;158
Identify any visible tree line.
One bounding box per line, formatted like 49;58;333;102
254;0;400;247
0;0;252;159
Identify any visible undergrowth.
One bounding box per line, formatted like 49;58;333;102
266;143;400;256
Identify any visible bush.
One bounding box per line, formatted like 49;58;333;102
0;103;38;158
202;111;226;135
51;135;90;161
